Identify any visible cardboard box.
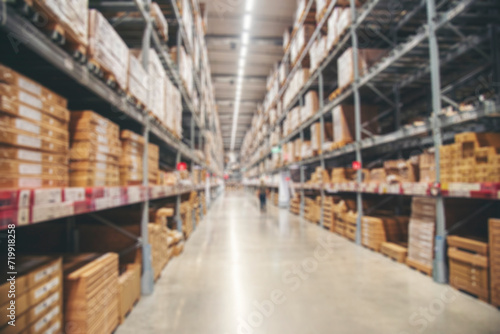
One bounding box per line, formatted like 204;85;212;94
332;104;378;144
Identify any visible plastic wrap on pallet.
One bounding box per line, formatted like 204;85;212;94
337;48;386;91
291;24;315;64
128;55;149;109
132;48;166;123
34;0;88;46
180;0;194;48
150;2;168;41
88;9;129;91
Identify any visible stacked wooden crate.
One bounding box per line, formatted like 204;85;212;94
149;223;171;280
406;197;435;276
120;130;144;186
323;196;336;230
344;211;358;241
0;64;70;189
0;257;63;334
333;200;348;236
290;193;301;215
64;253;119;334
440;132;500;183
69;111;121;187
489;218;500;307
362;215;408;252
118;264;141;324
305;197;320;223
148;143;159;185
447;236;489;302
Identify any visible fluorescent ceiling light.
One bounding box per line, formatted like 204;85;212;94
240;46;248;57
238;68;245;78
241;32;249;45
245;0;255;12
237;76;244;84
243;14;252;30
238;58;246;69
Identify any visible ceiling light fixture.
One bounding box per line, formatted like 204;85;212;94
240;46;248;58
245;0;254;12
241;32;249;45
243;14;252;30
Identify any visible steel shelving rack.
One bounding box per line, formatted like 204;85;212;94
0;0;223;294
243;0;500;284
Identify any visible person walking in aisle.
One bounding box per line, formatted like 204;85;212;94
257;181;268;212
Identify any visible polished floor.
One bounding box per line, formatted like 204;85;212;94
117;191;500;334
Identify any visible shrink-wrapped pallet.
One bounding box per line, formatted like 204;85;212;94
128;54;149;109
150;2;168;41
26;0;88;48
332;104;378;145
88;9;129;91
337;48;386;90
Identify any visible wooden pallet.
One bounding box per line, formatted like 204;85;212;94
127;93;148;112
21;0;87;62
88;59;125;94
406;258;432;276
450;282;490;303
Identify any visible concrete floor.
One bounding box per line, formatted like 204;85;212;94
117;191;500;334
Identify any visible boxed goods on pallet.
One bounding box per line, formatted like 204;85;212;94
148;143;159;185
337;48;386;91
171;46;194;97
150;2;168;41
384;157;419;183
291;24;315;65
118;264;141;324
179;0;194;48
310;36;327;73
131;49;166;124
362;215;407;252
120;130;144;186
490;219;500;307
0;256;62;334
128;54;149;109
165;77;183;137
64;253;119;334
344;211;358;241
311;122;333;154
295;0;317;28
419;150;436;183
332;104;378;146
440;132;500;183
301;91;320;122
407;197;436;275
447;235;489;302
284;68;310;109
0;65;70;189
69;110;121;187
333;200;348;236
331;167;356;183
25;0;88;57
88;9;129;91
290;193;301;215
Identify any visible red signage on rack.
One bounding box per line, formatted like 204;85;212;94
177;162;187;171
352;161;361;170
285;177;290;182
224;174;229;180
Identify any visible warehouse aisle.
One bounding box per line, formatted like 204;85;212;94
117;191;500;334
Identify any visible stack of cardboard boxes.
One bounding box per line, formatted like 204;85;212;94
148;143;159;185
69;111;121;187
64;253;119;334
489;218;500;307
0;257;63;334
441;132;500;183
0;65;70;189
120;130;144;186
406;197;436;275
447;235;490;302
